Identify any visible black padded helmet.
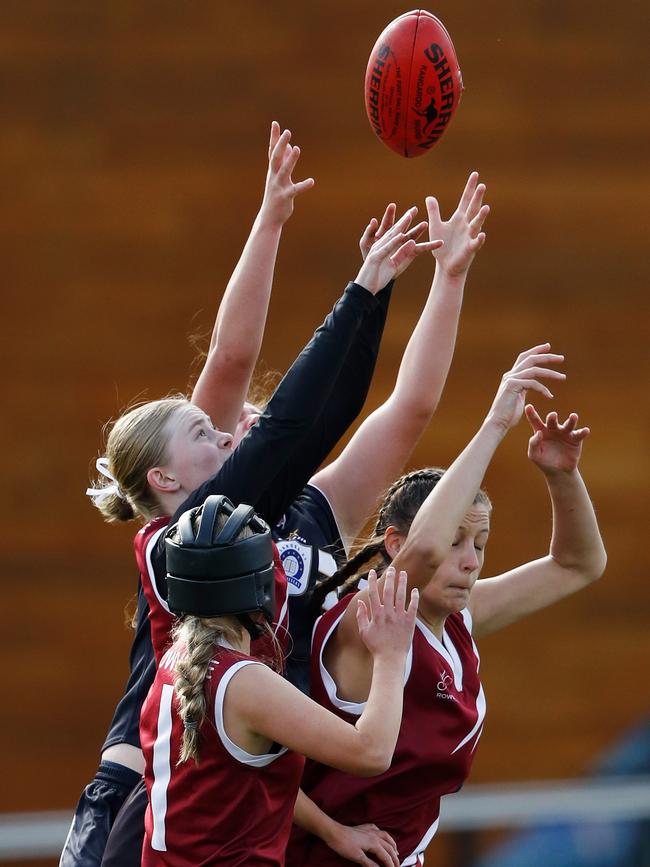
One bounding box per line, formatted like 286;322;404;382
165;495;275;628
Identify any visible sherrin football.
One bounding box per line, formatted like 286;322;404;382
364;9;463;158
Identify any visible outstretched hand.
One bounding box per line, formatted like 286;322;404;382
525;406;589;475
260;121;314;227
355;207;442;294
486;343;566;433
359;202;428;262
357;568;418;657
426;171;489;278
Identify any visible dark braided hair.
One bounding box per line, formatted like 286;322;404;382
311;467;491;613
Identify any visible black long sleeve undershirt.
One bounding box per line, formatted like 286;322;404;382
151;282;380;590
269;281;393;504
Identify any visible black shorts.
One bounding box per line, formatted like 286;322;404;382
100;776;147;867
59;762;141;867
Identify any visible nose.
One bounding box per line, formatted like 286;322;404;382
460;545;480;573
217;431;234;450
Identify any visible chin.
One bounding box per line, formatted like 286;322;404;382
447;590;470;610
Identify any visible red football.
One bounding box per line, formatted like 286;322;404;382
364;9;463;158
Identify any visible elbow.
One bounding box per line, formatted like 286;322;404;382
397;387;440;432
388;396;438;441
586;548;608;584
579;540;608;585
211;348;254;374
351;750;392;778
358;761;392;778
401;534;447;576
553;545;607;587
407;400;439;429
348;733;394;777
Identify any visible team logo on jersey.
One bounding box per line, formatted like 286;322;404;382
276;539;312;596
436;670;456;701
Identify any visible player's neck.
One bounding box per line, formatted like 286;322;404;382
156;489;187;518
416;607;447;640
219;623;251;656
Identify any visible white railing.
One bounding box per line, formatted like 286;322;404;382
1;776;649;859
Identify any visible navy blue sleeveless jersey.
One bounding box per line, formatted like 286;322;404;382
102;580;155;750
275;484;347;696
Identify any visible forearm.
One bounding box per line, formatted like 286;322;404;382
276;281;393;493
392;168;488;421
263;283;378;430
293;790;341;846
210;214;282;354
545;469;607;578
354;655;406;773
400;419;505;576
181;283;379;527
191;214;283;432
318;280;392;430
393;266;465;417
469;466;607;637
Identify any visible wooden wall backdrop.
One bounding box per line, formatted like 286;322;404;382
1;1;647;864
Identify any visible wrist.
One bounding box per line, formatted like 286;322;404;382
480;414;511;441
350;275;377;298
541;465;581;485
435;263;469;285
371;649;408;670
353;275;376;295
256;204;288;232
320;818;345;848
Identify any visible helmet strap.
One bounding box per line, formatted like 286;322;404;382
238;613;264;642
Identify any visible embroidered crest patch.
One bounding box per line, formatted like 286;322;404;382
276;539;312;596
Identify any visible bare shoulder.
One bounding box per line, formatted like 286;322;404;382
322;594;374;702
222;660;284;708
330;590;370;654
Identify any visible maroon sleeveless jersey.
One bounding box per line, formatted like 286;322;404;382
135;518;290;666
141;643;305;866
285;595;486;866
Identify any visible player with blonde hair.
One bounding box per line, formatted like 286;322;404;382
139;495;417;865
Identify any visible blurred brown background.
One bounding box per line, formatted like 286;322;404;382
1;1;648;864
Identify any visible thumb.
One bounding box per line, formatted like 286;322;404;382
426;195;441;225
356;599;369;634
293;177;315;195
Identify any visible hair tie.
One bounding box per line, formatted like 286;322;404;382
86;457;124;502
184;719;199;732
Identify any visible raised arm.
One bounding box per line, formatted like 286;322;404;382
191;122;314;434
468;406;607;637
264;205;434;510
312;172;490;545
229;212;441;525
155;239;431;583
333;344;567;661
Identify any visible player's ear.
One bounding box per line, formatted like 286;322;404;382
383;526;405;560
147;467;180;494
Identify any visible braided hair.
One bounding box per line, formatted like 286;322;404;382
311;468;491;612
173;615;242;765
171;508;283;765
